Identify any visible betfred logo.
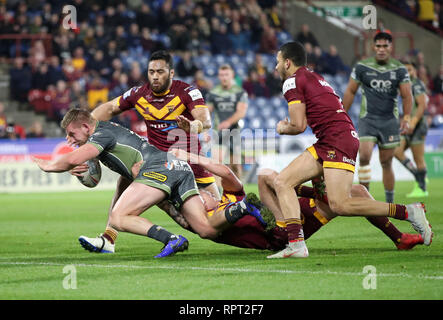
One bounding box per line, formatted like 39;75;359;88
342;156;356;166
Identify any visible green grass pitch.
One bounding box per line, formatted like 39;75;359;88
0;180;442;300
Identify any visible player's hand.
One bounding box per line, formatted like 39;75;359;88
400;119;411;135
32;156;49;171
69;163;89;177
276;118;290;135
176;115;191;132
218;120;231;130
169;148;189;161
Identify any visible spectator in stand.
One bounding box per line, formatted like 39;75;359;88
136;3;157;31
127;23;142;49
168;24;190;52
265;69;282;97
322;45;349;75
417;65;433;94
266;5;284;31
242;68;269;98
114;25;128;52
128;62;145;88
47;56;66;86
176;51;198;79
229;21;251;55
433;65;443;94
312;46;327;75
106;40;120;65
88;50;111;79
86;75;109;109
210;19;232;54
29;15;44;34
110;73;129;99
62;57;82;83
70;80;87;109
51;80;71;121
9;57;32;103
304;42;317;70
259;25;278;54
295;24;319;49
3;122;26;140
32;63;50;91
416;0;437;24
72;47;87;73
26;120;45;138
53;34;72;61
252;53;269;81
141;28;164;53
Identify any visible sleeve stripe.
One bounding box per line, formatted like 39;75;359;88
288;100;302;105
194;105;208;108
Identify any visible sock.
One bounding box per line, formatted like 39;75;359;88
286;218;304;242
366;217;403;244
276;220;287;228
102;227;118;244
388;203;408;220
385;190;394;203
416;169;427;191
224;201;246;224
400;158;418;178
147;225;177;245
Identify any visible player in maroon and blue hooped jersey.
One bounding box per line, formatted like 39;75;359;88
268;41;432;259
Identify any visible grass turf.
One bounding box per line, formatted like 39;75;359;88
0;180;442;300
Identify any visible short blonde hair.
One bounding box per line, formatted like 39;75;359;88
60;108;94;129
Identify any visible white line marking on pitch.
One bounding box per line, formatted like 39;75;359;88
1;261;442;280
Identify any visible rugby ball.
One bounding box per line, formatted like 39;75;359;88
76;158;101;188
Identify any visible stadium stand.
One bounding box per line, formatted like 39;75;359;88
0;0;440;139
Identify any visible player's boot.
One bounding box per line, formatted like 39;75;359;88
78;234;115;253
267;240;309;259
154;235;189;258
405;203;433;246
396;233;424;250
406;183;429;198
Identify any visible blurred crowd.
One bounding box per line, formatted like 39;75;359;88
0;0;441;140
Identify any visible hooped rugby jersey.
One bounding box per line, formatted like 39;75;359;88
117;79;208;152
282;66;355;141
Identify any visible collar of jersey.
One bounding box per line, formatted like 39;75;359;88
152;89;171;97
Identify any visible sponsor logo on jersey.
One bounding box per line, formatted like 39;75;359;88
369;79;392;91
142;171;167;182
164;159;192;171
188;89;203;101
282;77;296;95
342;156;356;166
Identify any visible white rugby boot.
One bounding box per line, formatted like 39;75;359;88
78;234;115;253
267;240;309;259
405;203;433;246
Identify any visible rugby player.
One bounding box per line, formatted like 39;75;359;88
394;61;429;197
33;108;250;258
206;64;248;179
268;41;431;259
343;31;414;203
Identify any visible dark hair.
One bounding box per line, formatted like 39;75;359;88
279;41;307;67
373;32;392;43
149;50;174;69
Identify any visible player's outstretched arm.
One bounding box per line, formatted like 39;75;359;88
91;97;122;121
33;144;100;173
170;148;242;192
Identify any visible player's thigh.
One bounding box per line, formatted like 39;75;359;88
112;182;167;217
181;195;217;238
275;150;323;188
323;167;354;208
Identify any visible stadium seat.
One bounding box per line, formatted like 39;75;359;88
203;64;218;77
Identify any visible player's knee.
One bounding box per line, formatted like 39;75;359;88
108;213;124;232
273;174;292;193
380;158;393;169
328;198;352;216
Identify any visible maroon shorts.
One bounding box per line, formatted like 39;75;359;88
307;128;359;173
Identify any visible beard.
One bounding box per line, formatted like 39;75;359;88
149;74;172;94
